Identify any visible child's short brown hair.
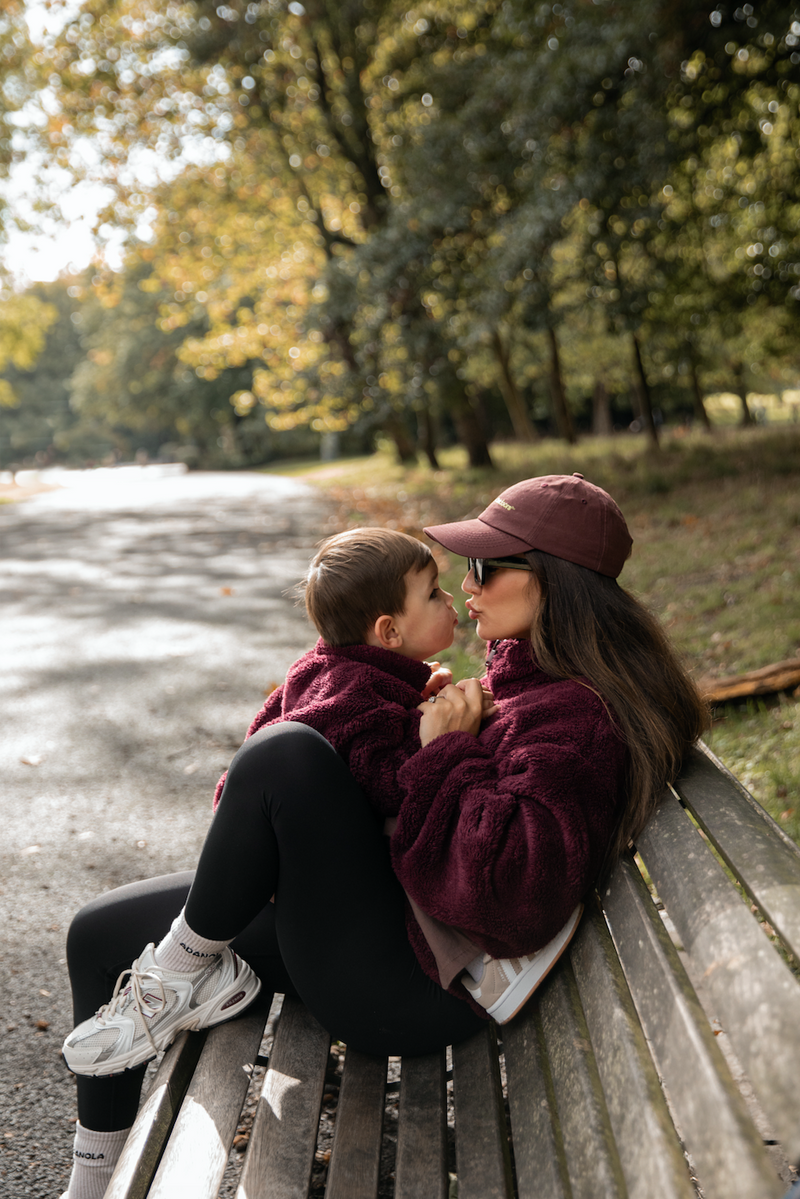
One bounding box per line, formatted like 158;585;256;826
304;527;433;646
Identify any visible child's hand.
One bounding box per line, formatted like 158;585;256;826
457;677;498;718
421;661;454;700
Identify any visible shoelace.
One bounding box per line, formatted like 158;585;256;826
97;964;168;1056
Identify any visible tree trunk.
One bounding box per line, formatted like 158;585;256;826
547;326;576;445
733;361;753;427
690;360;713;431
384;412;417;463
492;329;537;442
630;332;660;448
453;402;493;467
592;380;613;436
439;364;493;467
418;404;440;469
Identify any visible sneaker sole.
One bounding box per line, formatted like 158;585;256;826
64;968;262;1077
488;904;584;1025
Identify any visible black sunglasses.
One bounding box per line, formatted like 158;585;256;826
467;557;534;586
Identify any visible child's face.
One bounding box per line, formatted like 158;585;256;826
393;561;458;660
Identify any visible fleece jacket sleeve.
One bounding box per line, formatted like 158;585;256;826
390;688;626;959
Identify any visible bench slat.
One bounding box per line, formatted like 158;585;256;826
145;999;270;1199
394;1050;448;1199
603;854;783;1199
675;744;800;960
105;1030;207;1199
571;901;696;1199
324;1048;387;1199
452;1023;515;1199
235;995;330;1199
538;962;626;1198
638;790;800;1165
503;1002;570;1199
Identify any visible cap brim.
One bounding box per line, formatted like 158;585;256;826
423;518;533;558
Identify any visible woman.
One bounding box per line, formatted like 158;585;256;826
59;473;707;1198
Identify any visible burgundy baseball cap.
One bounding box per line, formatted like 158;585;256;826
424;474;633;578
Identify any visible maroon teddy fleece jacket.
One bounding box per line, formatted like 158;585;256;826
214;639;431;816
390;638;628;995
214;637;627;1014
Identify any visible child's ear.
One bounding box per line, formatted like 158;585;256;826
370;614;403;650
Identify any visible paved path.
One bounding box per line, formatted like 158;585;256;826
0;467;331;1198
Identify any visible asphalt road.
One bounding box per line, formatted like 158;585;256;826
0;466;331;1198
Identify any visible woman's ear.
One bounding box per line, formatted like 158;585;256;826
369;613;403;650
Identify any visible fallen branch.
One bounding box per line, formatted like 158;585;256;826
699;658;800;703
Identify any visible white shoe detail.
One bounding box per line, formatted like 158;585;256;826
462;904;583;1024
62;943;261;1077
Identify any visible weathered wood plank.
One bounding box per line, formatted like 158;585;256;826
324;1048;387;1199
602;854;783;1199
451;1023;515;1199
146;998;270;1199
570;901;696;1199
105;1030;207;1199
394;1050;448;1199
674;744;800;961
538;960;626;1198
235;995;330;1199
637;790;800;1165
503;999;570;1199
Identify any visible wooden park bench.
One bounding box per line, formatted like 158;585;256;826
105;741;800;1199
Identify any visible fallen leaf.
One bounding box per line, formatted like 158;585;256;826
34;1020;49;1030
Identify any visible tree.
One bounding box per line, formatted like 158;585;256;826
26;0;800;464
0;3;59;414
66;255;315;465
0;280;80;465
32;0;498;463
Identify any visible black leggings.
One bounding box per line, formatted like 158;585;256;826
67;723;484;1131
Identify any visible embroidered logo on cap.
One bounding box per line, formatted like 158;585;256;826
494;499;515;511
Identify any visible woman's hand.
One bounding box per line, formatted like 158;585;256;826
457;677;498;719
417;678;487;747
420;661;454;700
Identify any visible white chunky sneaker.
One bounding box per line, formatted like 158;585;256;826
462;904;583;1024
62;943;261;1077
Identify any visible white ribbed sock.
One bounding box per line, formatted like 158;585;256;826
153;908;230;973
66;1122;130;1199
464;952;488;983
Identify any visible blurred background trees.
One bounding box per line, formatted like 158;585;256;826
1;0;799;468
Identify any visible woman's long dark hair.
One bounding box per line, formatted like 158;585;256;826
523;549;710;865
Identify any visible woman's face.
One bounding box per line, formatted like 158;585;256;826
462;561;541;642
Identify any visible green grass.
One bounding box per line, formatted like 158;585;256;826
706;696;800;845
273;424;800;839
